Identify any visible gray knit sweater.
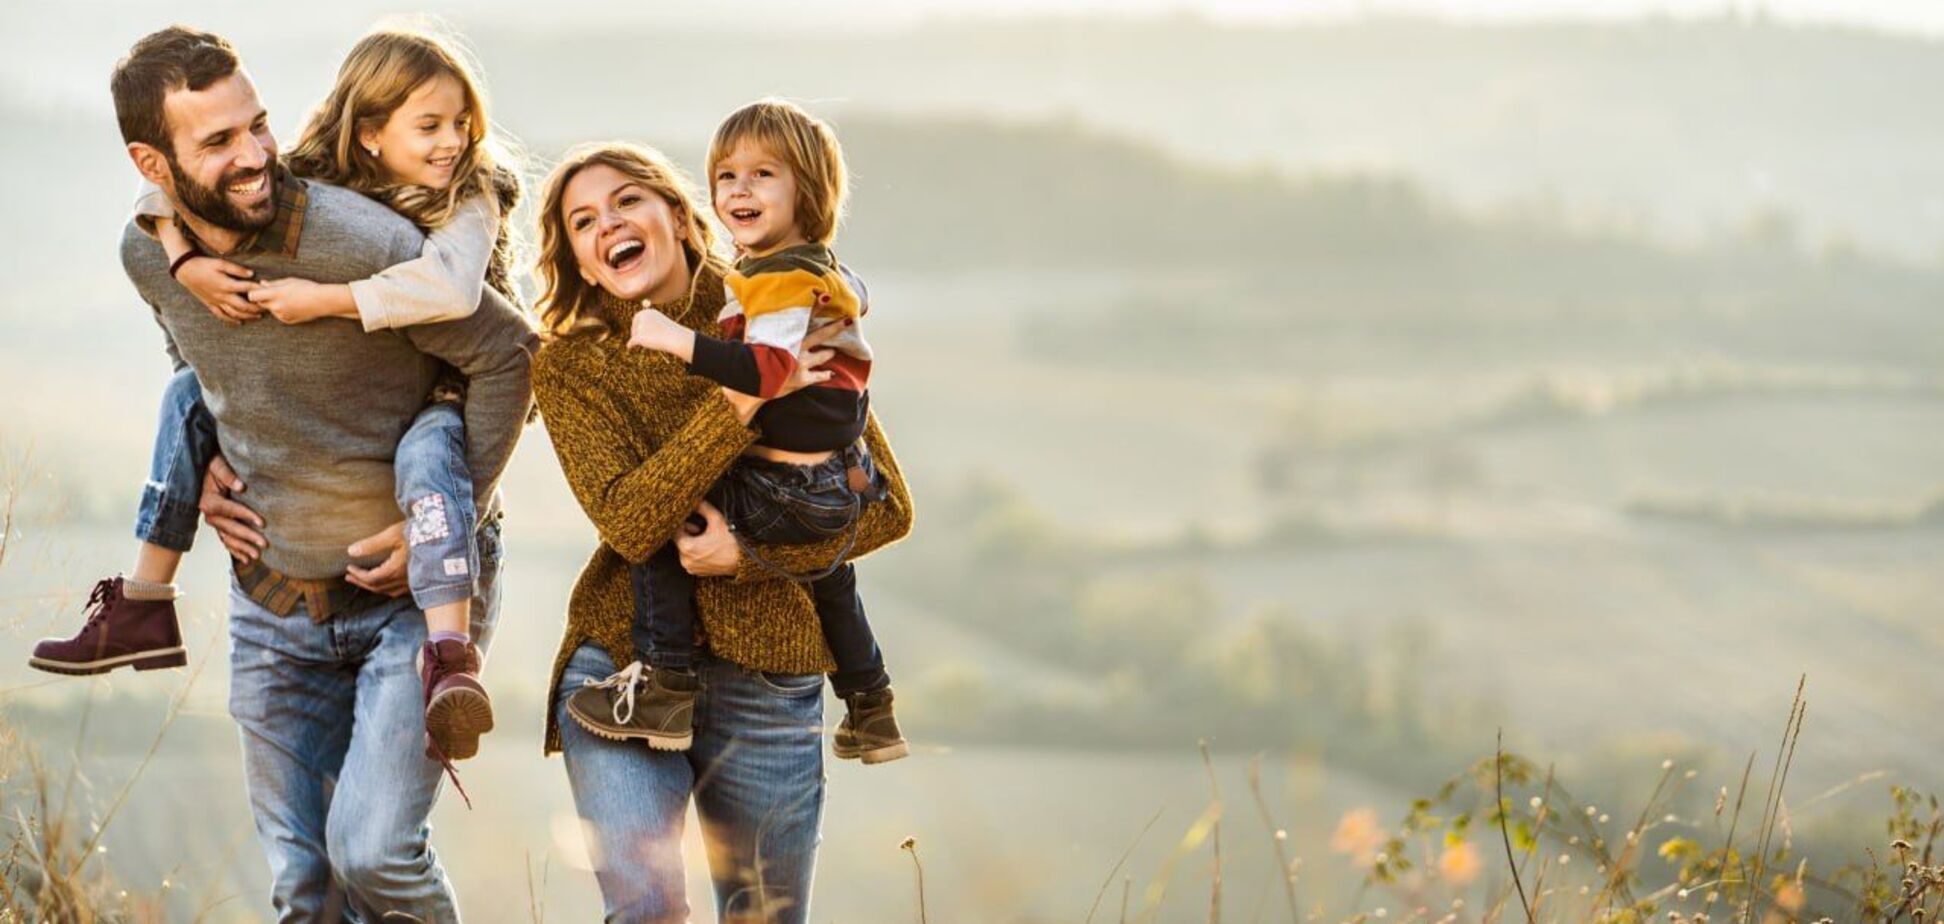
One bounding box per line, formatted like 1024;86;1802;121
121;179;537;579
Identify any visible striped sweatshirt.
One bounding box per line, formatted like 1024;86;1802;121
686;243;874;453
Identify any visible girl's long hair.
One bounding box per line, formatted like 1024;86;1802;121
534;142;726;341
285;24;524;300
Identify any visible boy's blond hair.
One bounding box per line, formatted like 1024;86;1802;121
707;99;848;246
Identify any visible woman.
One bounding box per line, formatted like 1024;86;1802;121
528;141;915;923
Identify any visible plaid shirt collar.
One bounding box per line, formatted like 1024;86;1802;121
181;164;308;258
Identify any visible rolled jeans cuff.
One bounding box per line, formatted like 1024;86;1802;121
135;489;199;553
411;579;477;612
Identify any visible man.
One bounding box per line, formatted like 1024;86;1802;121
108;26;534;921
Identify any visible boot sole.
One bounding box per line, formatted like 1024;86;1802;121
426;687;494;762
28;646;187;676
834;739;910;764
565;700;693;751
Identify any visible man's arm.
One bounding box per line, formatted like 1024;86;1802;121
397;281;538;504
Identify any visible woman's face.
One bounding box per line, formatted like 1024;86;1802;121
560;162;692;304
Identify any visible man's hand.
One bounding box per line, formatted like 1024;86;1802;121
675;501;741;577
345;521;410;597
199;453;267;562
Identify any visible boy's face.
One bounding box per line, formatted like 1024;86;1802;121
712;139;804;258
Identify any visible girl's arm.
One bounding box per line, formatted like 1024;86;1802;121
533;351;760;563
134;179;263;323
348;193;498;331
249;193;498;328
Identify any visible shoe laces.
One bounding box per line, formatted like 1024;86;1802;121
420;641;474;811
582;660;648;725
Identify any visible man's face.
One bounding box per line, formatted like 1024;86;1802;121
158;71;279;233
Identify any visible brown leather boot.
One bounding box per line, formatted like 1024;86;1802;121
565;661;697;751
29;578;186;676
834;686;909;764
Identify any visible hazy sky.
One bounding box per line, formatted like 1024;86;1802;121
5;0;1938;120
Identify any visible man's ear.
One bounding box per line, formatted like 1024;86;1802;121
127;142;172;189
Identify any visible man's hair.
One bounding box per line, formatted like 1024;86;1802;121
110;26;241;154
707;99;848;246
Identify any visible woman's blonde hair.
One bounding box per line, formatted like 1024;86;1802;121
707;99;848;246
285;24;524;299
533;142;726;340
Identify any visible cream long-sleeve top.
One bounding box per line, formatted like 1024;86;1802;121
133;180;498;332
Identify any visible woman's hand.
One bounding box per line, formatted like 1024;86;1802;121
177;256;263;324
718;320;845;425
674;501;740;577
248;278;355;325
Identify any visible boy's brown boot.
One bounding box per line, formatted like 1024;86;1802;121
566;661;697;751
29;577;186;676
833;686;908;764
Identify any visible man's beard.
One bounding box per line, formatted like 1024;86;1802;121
167;151;279;234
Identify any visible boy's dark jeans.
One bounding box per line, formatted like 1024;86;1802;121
632;442;890;696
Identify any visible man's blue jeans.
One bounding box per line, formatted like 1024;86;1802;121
228;520;502;923
555;641;826;923
135;370;478;612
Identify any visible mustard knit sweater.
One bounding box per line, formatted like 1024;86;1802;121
531;266;915;754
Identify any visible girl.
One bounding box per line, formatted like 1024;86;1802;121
30;26;521;775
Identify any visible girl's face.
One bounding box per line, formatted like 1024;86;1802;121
712;139;804;257
561;163;693;305
361;74;469;189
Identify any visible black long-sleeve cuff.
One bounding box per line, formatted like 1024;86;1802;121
687;333;763;395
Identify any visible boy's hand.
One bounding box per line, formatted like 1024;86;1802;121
177;257;262;324
627;308;693;357
248;277;336;325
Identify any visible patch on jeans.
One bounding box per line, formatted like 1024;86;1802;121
443;557;470;577
406;494;450;546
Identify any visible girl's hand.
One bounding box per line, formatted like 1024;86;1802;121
248;278;345;325
627;308;693;357
177;257;262;324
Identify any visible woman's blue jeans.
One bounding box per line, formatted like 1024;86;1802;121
555;642;827;923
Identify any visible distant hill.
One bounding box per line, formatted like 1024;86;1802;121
462;15;1944;260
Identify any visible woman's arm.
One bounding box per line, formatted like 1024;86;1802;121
533;351;759;563
677;410;916;583
249;193;498;327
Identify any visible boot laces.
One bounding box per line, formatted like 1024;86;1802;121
420;641;474;811
80;579;117;627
